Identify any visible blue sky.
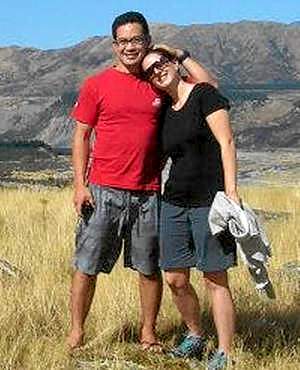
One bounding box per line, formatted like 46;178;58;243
1;0;299;50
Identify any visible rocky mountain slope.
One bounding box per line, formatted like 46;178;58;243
0;21;300;149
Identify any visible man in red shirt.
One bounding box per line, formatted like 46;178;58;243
67;11;217;350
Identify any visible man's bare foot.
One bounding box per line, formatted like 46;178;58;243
139;326;163;352
140;340;164;353
66;329;84;351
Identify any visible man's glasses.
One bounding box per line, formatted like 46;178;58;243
113;35;146;48
143;55;171;80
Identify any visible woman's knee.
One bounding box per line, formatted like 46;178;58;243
203;271;229;291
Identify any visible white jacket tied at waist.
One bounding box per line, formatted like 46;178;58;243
208;191;275;299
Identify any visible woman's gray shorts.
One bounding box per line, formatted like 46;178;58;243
74;184;160;276
160;201;237;272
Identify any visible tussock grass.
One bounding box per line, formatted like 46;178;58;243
0;186;299;369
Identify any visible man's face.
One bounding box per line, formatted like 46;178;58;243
113;22;150;70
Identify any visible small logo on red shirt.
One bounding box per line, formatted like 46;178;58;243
152;98;162;108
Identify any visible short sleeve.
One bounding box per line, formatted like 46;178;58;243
70;77;99;127
197;83;230;118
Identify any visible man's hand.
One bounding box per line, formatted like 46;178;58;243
73;185;94;215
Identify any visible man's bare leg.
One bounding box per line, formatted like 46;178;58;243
139;271;163;347
66;270;97;349
204;271;235;354
165;269;204;336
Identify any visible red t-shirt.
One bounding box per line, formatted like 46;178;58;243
70;67;163;191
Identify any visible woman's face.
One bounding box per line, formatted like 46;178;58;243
142;52;178;90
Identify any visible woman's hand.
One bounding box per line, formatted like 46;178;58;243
152;43;184;60
226;189;240;206
152;44;218;87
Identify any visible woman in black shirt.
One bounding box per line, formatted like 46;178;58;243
142;47;239;368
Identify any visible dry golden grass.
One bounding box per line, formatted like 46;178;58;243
0;185;299;369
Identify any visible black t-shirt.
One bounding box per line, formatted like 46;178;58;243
161;83;230;207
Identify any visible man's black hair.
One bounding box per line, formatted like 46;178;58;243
112;11;150;39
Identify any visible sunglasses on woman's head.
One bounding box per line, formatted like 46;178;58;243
143;55;171;80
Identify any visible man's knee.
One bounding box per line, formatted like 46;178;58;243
165;272;190;293
139;270;162;282
74;270;97;283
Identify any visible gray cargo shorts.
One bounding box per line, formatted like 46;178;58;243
73;184;160;276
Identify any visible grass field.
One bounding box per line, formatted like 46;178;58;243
0;185;299;369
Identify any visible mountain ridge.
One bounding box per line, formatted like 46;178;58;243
0;21;299;149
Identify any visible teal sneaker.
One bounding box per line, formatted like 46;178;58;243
207;350;228;369
169;333;206;359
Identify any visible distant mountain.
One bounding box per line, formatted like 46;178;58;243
0;21;300;149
